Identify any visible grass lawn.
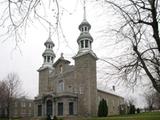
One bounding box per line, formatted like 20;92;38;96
0;112;160;120
83;112;160;120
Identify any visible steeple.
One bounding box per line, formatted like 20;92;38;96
41;24;56;68
74;0;97;59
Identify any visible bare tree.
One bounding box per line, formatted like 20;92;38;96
144;89;154;111
0;0;60;46
124;97;136;114
98;0;160;93
144;89;160;111
0;73;22;119
0;81;8;118
153;91;160;109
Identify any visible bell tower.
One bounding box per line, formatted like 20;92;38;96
73;0;98;116
38;25;56;95
42;26;56;68
76;0;96;58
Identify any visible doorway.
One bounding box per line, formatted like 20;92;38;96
46;100;53;115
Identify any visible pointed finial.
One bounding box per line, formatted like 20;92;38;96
83;0;86;20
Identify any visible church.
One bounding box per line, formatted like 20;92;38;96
34;6;124;118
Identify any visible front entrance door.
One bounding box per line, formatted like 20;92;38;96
46;100;53;115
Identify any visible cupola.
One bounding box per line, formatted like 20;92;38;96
41;25;56;68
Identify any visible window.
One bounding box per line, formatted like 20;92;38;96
15;102;18;107
85;40;88;48
80;41;84;48
21;102;25;108
57;80;64;92
112;100;115;109
81;27;84;32
47;56;50;62
51;57;53;63
58;102;63;116
29;103;32;107
85;27;87;31
73;88;78;94
69;102;74;115
38;105;42;116
46;100;52;115
59;65;63;73
44;56;46;62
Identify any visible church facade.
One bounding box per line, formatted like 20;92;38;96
34;15;124;118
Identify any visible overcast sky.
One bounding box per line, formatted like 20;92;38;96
0;0;148;108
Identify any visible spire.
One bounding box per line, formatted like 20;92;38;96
83;0;86;20
49;23;51;38
79;0;91;30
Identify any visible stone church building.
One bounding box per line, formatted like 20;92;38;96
34;11;124;118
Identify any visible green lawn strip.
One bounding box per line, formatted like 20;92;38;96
81;112;160;120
